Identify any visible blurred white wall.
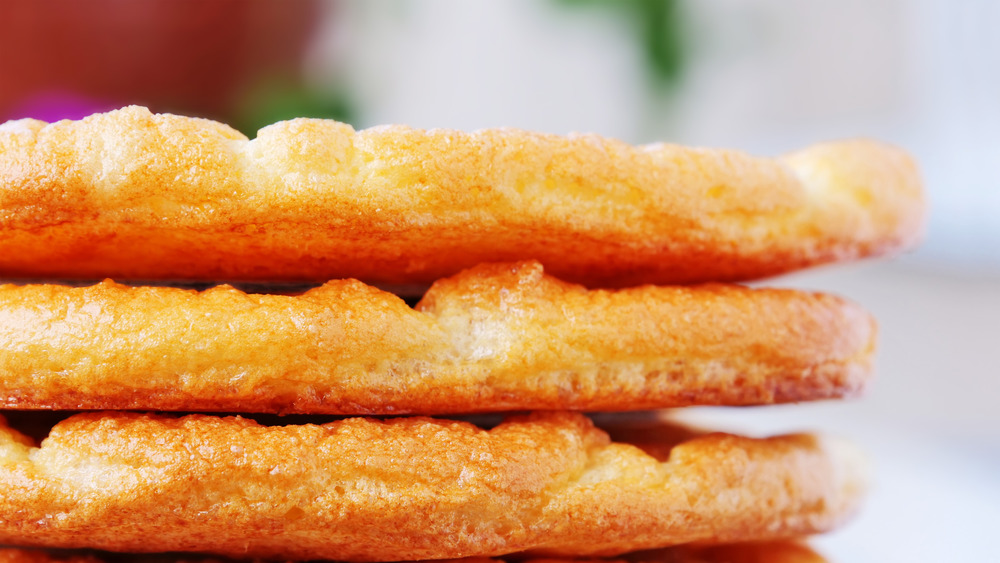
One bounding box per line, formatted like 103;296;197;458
308;0;644;137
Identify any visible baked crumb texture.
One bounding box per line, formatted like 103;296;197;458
0;106;925;287
0;412;861;561
0;261;875;413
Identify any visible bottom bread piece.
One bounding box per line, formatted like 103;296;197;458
0;542;829;563
0;412;865;561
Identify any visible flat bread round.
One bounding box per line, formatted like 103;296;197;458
0;106;924;287
0;412;863;561
0;261;875;414
0;541;829;563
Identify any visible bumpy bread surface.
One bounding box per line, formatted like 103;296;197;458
0;261;875;413
0;412;864;561
0;541;829;563
0;106;924;286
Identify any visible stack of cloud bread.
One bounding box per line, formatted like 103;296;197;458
0;106;924;562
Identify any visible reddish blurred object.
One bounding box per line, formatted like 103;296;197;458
0;0;320;123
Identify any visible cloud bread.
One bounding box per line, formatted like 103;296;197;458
0;541;829;563
0;106;924;287
0;261;875;414
0;411;864;561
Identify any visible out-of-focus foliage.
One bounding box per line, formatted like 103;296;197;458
557;0;686;89
235;80;356;137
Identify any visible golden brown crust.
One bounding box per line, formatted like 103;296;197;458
659;542;828;563
0;541;829;563
0;261;875;414
0;412;863;560
526;541;828;563
0;550;102;563
0;106;925;287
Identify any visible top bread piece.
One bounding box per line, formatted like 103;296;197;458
0;106;925;286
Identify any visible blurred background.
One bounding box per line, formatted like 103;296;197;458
1;0;997;560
